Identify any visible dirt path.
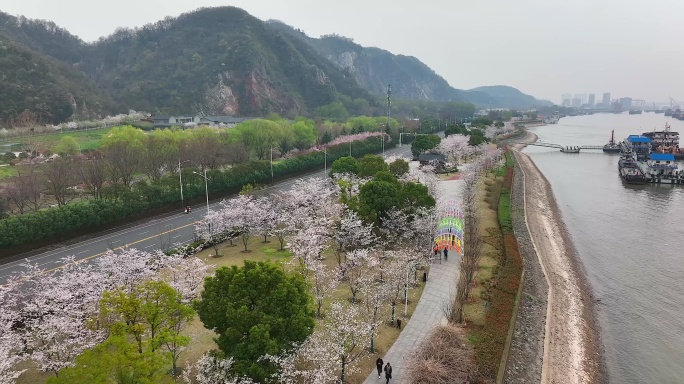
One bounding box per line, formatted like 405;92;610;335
508;133;604;384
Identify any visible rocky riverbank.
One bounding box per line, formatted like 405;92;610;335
504;131;605;384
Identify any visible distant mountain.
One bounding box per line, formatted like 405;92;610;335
0;6;548;125
0;7;375;122
464;85;552;109
267;20;547;109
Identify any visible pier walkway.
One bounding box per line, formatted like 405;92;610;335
506;141;604;153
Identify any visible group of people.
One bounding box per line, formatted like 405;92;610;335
375;358;392;383
433;245;448;261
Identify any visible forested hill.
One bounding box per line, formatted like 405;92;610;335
0;7;376;123
0;33;120;126
0;6;548;126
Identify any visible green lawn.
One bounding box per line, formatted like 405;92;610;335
5;128;112;153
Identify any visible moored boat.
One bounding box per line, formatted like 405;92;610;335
618;152;646;184
603;129;621;153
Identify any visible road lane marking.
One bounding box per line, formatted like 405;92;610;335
76;250;90;255
0;222;198;280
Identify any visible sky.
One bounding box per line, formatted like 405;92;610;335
3;0;682;104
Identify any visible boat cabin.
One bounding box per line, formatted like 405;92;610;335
646;153;678;177
625;135;652;160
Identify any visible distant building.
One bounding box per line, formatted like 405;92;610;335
571;98;582;108
561;93;572;105
588;94;595;107
574;93;587;104
198;116;256;128
620;97;633;109
152;115;200;128
602;93;611;107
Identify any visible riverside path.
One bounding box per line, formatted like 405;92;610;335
363;170;465;384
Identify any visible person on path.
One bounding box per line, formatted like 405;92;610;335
443;248;448;261
376;357;384;378
396;318;402;329
384;362;393;383
433;245;439;259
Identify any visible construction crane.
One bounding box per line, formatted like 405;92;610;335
669;97;681;109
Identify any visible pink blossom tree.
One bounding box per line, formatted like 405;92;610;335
337;248;375;303
168;257;212;302
181;354;254;384
437;134;470;165
332;209;377;267
269;301;372;384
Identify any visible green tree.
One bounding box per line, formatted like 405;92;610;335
47;332;168;384
399;182;436;210
410;134;441;158
314;101;349;121
388;158;409;177
330;156;359;176
194;261;315;381
100;125;146;187
291;118;317;150
357;154;388;178
358;180;400;224
53;136;80;156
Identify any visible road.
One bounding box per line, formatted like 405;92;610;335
0;143;416;282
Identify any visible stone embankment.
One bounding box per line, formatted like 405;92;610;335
504;132;604;384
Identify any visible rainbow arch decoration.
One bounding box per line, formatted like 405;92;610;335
433;200;464;255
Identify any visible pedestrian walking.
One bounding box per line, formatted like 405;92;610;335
384;362;393;383
443;248;448;261
433;245;439;259
376;357;384;378
396;318;402;329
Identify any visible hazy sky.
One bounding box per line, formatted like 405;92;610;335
3;0;682;103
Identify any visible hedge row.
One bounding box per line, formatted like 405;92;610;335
0;137;394;251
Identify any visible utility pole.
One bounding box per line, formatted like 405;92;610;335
385;84;391;156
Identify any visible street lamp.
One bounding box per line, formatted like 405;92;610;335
192;169;210;214
178;159;190;208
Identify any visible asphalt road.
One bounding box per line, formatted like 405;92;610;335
0;143;416;283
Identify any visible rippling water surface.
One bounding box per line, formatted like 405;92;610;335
523;113;684;384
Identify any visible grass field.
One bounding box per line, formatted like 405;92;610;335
10;128;112;152
16;235;427;384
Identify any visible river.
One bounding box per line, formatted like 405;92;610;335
522;112;684;384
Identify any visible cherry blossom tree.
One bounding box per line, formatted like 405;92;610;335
359;271;390;353
287;220;329;275
7;260;105;377
0;280;26;384
316;302;371;383
255;196;277;243
337;248;375;303
181;354;254;384
217;194;262;252
284;177;336;225
332;209;377;267
269;301;371;384
168;257;212;302
437;134;470;165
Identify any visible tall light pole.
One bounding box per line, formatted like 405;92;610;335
270;145;274;183
404;266;410;316
385;84;391;156
192;170;210;214
178;159;190;208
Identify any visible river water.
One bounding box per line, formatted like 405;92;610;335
523;112;684;384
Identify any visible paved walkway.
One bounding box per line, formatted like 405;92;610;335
363;177;464;384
